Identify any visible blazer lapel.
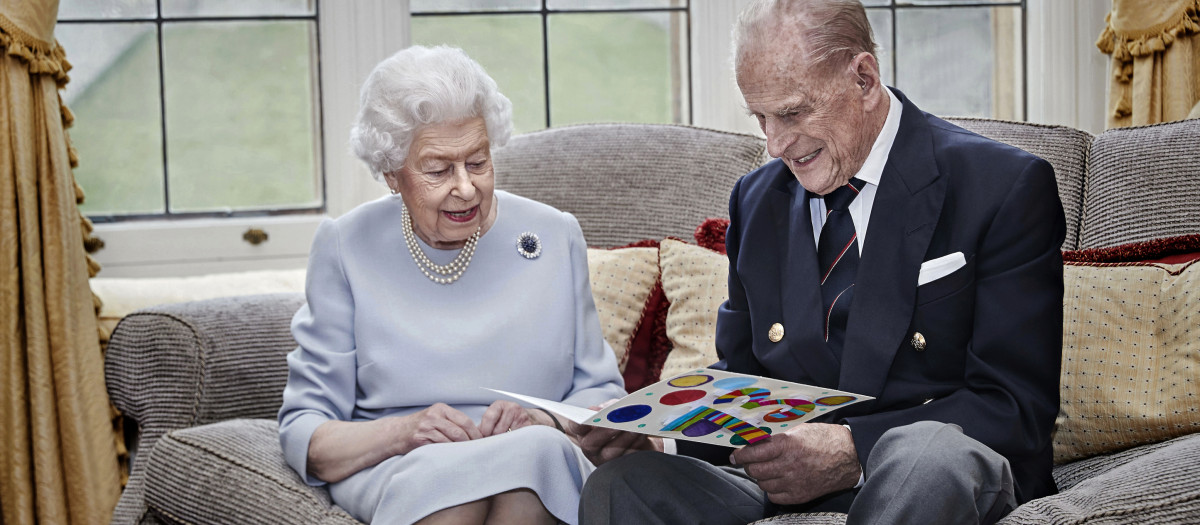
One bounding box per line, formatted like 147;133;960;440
838;90;946;398
767;177;842;387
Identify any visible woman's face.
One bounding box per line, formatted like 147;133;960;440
386;117;496;250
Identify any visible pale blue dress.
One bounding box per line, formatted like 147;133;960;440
278;190;626;524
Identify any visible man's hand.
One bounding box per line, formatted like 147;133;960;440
731;423;861;505
569;399;663;465
572;424;663;465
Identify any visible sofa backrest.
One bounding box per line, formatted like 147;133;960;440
493;123;768;248
1078;118;1200;249
946;118;1093;251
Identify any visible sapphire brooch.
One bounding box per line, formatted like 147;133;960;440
516;232;542;259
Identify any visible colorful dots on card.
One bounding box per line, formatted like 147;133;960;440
715;388;770;404
668;374;714;388
607;404;653;423
730;425;772;446
816;395;856;406
659;389;707;406
712;377;757;390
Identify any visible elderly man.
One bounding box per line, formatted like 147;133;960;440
576;1;1064;524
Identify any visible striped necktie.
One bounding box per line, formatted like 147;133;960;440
817;177;867;357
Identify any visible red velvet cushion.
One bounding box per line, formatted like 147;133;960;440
607;239;672;392
694;218;730;254
1063;234;1200;264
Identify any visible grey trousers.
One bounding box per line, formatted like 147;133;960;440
579;421;1017;525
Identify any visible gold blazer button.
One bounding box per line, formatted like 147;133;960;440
911;332;927;351
768;323;785;343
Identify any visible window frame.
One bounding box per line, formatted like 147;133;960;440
58;2;329;223
86;0;1104;277
411;1;693;130
88;0;406;277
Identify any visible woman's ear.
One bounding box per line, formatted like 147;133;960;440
383;170;401;194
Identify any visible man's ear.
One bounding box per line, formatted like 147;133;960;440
849;52;883;108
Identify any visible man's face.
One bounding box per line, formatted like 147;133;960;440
738;49;878;196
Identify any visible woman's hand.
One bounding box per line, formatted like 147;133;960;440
307;403;480;484
393;402;484;455
478;400;537;437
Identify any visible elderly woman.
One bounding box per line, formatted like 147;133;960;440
278;45;626;525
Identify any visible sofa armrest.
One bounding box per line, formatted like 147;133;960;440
144;419;360;524
105;293;306;524
998;433;1200;523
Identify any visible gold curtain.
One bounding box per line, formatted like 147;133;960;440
1098;0;1200;128
0;0;121;524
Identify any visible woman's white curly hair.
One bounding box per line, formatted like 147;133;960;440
350;45;513;181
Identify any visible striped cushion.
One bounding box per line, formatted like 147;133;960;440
1079;118;1200;249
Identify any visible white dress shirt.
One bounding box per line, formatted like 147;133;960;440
808;87;903;252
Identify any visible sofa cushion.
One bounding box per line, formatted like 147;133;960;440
1053;260;1200;463
586;246;660;374
144;419;360;524
998;433;1200;524
1078;118;1200;249
658;238;728;380
493;123;767;248
750;512;848;524
945;118;1092;251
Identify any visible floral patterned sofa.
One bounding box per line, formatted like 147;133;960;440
101;119;1200;524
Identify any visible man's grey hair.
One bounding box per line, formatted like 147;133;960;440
733;0;878;75
350;45;513;180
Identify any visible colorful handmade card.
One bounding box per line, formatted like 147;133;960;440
490;369;872;448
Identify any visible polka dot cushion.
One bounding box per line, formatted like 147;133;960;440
1054;260;1200;463
658;238;728;381
586;247;660;372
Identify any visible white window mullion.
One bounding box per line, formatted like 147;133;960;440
689;0;761;137
319;0;411;218
1025;0;1110;134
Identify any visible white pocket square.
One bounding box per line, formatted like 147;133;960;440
918;252;966;286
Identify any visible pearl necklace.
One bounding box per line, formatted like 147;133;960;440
401;203;481;285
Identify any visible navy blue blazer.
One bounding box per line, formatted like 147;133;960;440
681;90;1064;504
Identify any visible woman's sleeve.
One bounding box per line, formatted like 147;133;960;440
278;218;358;486
559;212;628;408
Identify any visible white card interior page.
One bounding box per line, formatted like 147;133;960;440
485;388;597;424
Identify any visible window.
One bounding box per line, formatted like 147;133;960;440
410;0;691;134
56;0;324;221
65;1;1093;277
865;0;1025;121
